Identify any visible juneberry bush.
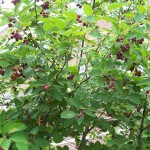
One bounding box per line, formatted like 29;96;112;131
0;0;150;150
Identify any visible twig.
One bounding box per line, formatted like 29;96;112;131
56;54;67;78
34;0;38;26
137;95;147;150
142;123;150;132
78;125;95;150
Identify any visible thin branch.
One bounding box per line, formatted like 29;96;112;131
34;0;38;26
92;0;95;9
137;95;147;150
56;54;67;78
142;123;150;132
78;125;95;150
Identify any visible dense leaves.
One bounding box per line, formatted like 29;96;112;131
0;0;150;150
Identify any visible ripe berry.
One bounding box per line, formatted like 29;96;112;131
117;37;124;42
67;74;74;80
23;39;28;45
0;69;5;76
76;4;80;7
120;44;130;52
103;87;108;91
109;81;115;89
82;22;87;27
8;23;13;27
79;5;82;8
135;69;141;77
42;12;48;18
16;72;22;77
131;37;136;42
77;113;84;118
137;39;143;44
11;0;20;5
13;31;22;41
41;2;49;10
78;19;82;23
117;51;124;60
9;17;16;22
77;14;81;18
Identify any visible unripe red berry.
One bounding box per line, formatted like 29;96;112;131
11;75;16;80
11;67;16;71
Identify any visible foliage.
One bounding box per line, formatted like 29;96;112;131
0;0;150;150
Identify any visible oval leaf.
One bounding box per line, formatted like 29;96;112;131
61;110;76;119
83;4;93;16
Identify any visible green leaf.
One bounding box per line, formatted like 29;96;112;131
61;110;76;119
83;4;93;16
16;142;28;150
135;13;144;22
53;133;63;143
23;67;33;78
137;79;150;86
115;81;123;93
0;138;11;150
68;65;78;75
36;138;49;148
85;110;96;117
50;89;63;101
8;123;26;133
0;61;9;67
108;3;124;10
128;93;141;104
89;30;101;38
11;132;28;144
137;5;145;14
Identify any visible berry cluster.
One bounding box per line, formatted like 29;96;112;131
11;0;20;5
135;69;141;77
41;2;49;10
104;76;115;89
42;84;49;90
120;44;130;52
131;37;144;44
76;4;82;8
0;66;5;76
116;44;130;60
117;50;124;60
76;15;87;27
11;31;22;41
11;66;23;81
